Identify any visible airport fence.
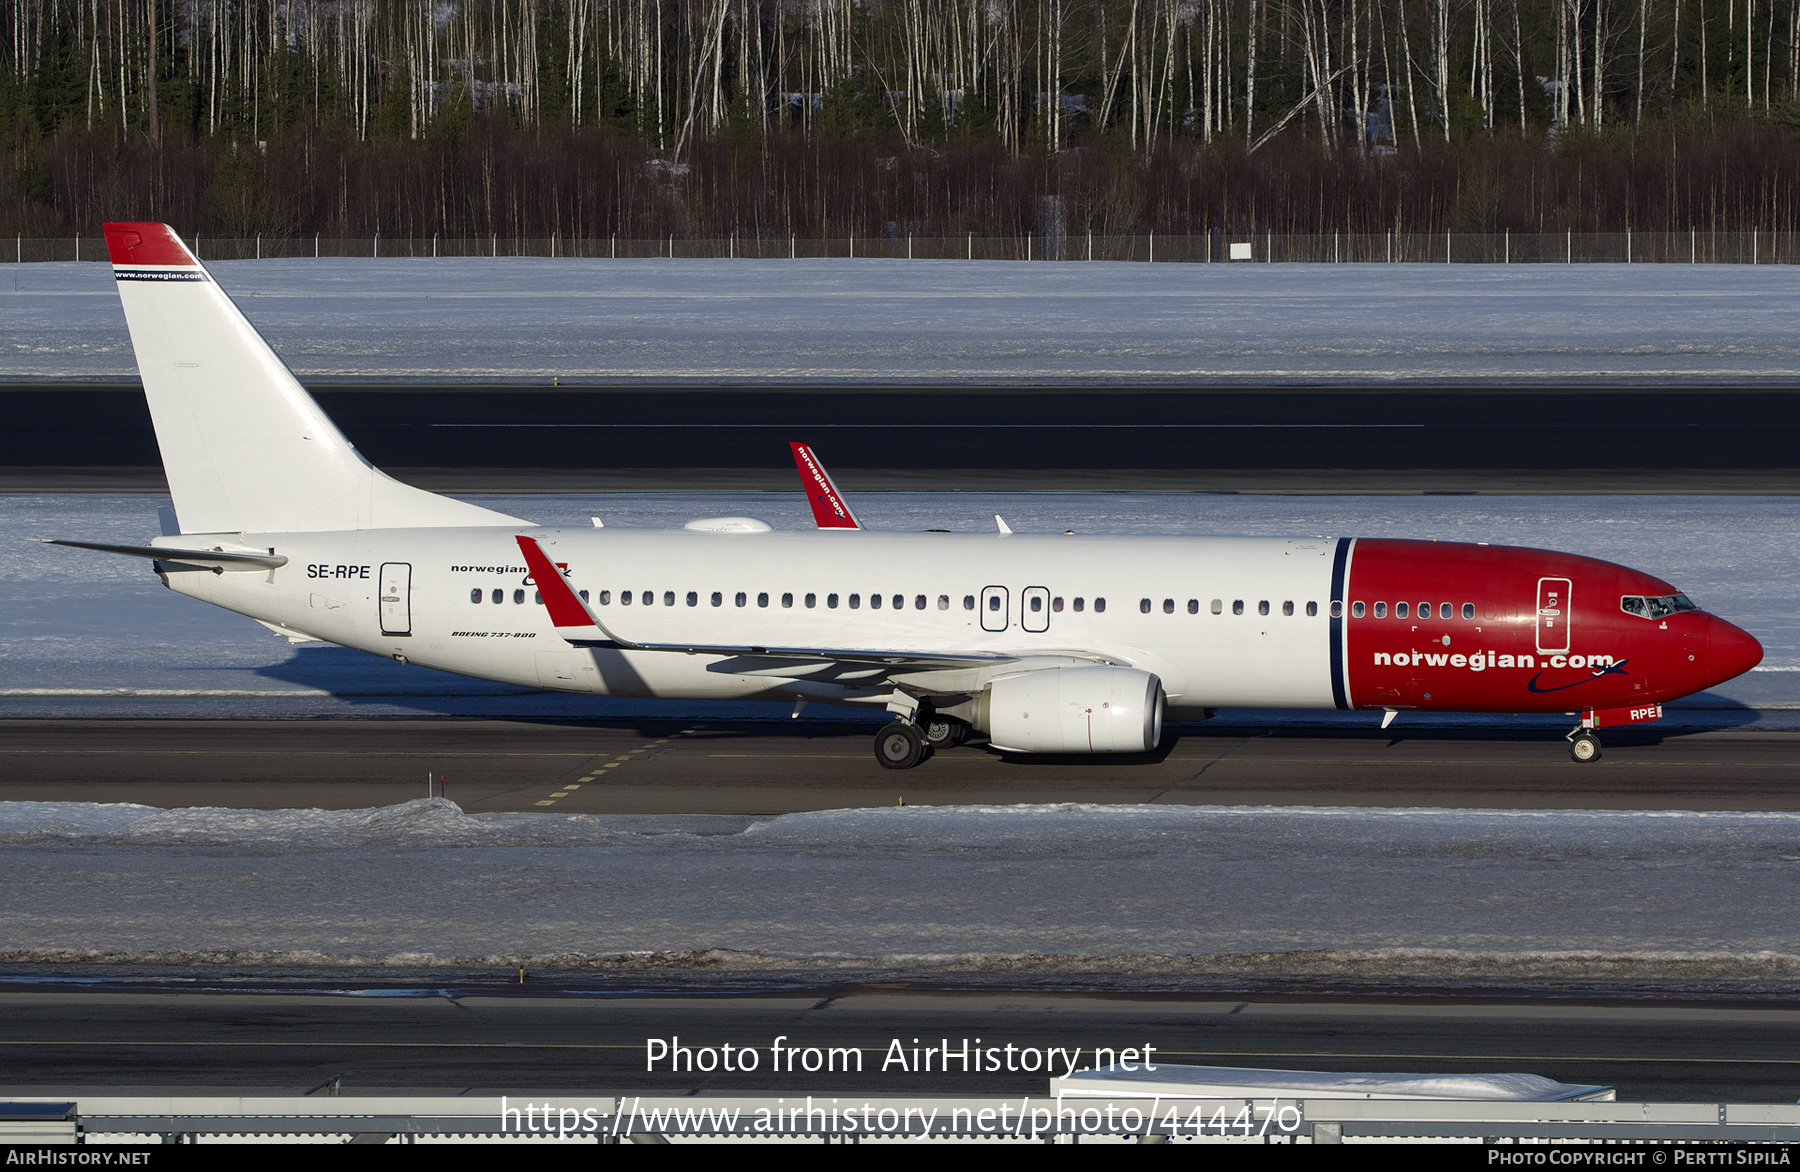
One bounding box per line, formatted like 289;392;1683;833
13;230;1800;265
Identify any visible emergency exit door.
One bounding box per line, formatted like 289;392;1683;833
379;562;413;636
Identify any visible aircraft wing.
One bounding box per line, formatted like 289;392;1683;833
790;442;861;529
515;534;1013;673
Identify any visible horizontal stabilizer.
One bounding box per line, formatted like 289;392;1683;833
35;538;288;572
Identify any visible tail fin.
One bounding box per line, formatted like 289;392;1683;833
105;223;522;534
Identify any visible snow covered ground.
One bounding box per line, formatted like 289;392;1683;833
1;798;1796;990
6;258;1800;384
3;491;1794;722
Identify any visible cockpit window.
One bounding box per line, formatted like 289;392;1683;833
1621;593;1701;620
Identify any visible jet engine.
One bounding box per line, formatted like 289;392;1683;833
978;666;1165;754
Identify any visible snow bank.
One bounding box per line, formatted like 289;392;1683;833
7;258;1800;384
2;799;1797;989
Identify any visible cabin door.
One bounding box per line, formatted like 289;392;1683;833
1536;577;1571;655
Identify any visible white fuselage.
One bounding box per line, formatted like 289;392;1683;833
161;526;1341;712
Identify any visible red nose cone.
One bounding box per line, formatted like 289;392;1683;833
1706;616;1764;688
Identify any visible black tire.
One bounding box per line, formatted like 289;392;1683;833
875;722;928;770
922;716;968;749
1570;732;1602;763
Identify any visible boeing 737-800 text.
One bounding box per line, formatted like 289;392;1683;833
43;223;1764;769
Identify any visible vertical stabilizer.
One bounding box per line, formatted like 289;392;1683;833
105;222;523;534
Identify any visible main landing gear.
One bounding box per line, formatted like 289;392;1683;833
1568;730;1603;763
874;714;970;769
875;722;929;770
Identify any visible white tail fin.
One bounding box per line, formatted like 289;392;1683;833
104;223;522;534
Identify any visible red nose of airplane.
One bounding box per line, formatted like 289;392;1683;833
1705;615;1764;689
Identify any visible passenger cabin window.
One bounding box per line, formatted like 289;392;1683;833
1139;598;1152;614
893;595;904;610
1232;600;1244;615
1306;601;1318;617
1162;599;1174;614
533;591;542;605
711;591;722;607
1053;597;1065;612
758;592;769;608
598;590;611;605
964;595;976;610
805;593;817;608
687;591;698;607
1462;603;1474;619
514;589;525;605
470;588;482;604
492;588;504;605
1440;602;1453;619
1396;602;1408;618
871;594;883;610
828;593;840;608
1187;599;1198;614
1374;602;1386;618
783;593;794;608
916;595;927;610
937;595;950;610
1258;600;1270;616
1032;596;1045;613
579;590;589;603
663;591;675;607
850;594;862;609
1073;598;1085;612
1211;599;1222;614
988;595;1001;613
1282;601;1294;616
735;591;747;607
1095;598;1107;613
1348;601;1360;618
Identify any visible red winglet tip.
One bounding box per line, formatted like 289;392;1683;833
103;222;198;267
514;535;594;628
790;442;861;530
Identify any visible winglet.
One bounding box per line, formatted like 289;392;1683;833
514;534;641;652
790;442;861;530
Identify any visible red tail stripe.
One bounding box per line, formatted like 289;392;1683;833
103;222;198;267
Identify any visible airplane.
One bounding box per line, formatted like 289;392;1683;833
42;222;1764;770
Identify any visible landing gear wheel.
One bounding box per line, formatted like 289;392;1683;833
921;716;968;750
875;722;930;770
1570;732;1602;763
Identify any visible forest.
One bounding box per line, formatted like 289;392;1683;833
6;0;1800;238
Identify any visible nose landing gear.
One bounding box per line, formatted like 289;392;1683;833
1568;730;1602;763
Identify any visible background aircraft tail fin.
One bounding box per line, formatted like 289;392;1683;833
104;222;522;534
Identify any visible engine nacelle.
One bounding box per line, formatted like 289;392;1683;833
979;667;1165;754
